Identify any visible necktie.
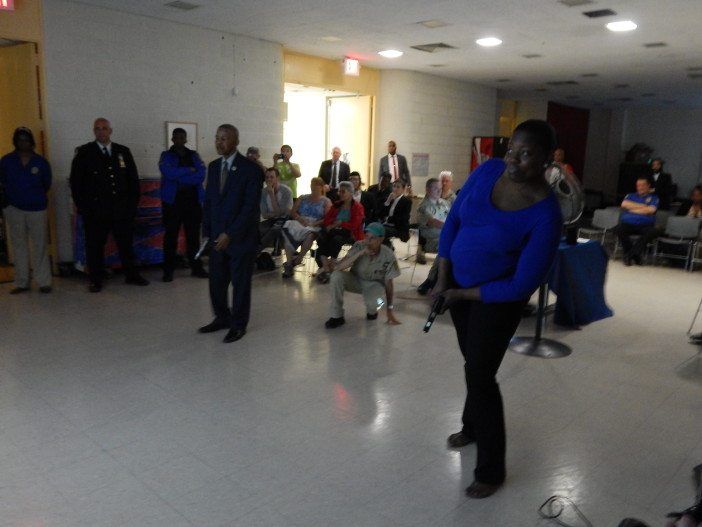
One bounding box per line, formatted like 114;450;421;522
332;162;338;188
220;159;228;193
391;156;398;182
102;146;110;159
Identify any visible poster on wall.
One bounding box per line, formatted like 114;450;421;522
471;136;509;172
412;153;430;182
165;122;198;150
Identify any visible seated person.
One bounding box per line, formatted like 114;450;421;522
615;176;659;266
259;166;293;253
349;171;376;222
281;177;331;278
440;170;457;205
324;222;401;328
677;185;702;219
379;179;412;244
315;180;365;283
368;171;392;216
416;178;450;294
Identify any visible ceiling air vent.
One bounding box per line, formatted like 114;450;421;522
582;9;617;18
410;42;456;53
418;20;449;28
643;42;667;48
165;1;200;10
558;0;593;6
546;80;579;86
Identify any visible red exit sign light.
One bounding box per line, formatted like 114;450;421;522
0;0;15;11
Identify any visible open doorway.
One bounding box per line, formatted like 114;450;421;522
0;38;46;282
283;83;373;194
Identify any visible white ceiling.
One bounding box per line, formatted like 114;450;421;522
70;0;702;107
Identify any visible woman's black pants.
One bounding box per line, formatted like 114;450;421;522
449;298;525;485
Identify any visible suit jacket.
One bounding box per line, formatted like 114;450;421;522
381;194;412;241
70;142;140;220
318;159;350;187
378;154;411;186
648;171;673;210
203;152;263;254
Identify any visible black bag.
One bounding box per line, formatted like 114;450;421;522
256;252;276;271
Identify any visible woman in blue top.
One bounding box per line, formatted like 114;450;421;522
0;128;53;294
434;120;562;498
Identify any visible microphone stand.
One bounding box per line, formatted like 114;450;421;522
509;283;572;359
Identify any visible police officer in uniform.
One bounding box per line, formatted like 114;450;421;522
70;118;149;292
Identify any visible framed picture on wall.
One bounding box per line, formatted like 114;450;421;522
165;121;198;150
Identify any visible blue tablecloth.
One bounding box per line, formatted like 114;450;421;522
548;240;614;327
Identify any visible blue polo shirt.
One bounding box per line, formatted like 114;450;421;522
0;151;52;211
621;192;658;226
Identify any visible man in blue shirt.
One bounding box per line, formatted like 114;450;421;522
616;177;659;266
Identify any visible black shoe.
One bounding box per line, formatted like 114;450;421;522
325;317;345;329
39;286;52;294
417;280;432;296
125;274;149;286
223;328;246;343
366;313;378;320
9;287;30;295
191;268;209;278
447;431;475;448
198;320;229;333
162;272;174;283
88;282;102;293
633;255;643;266
623;255;632;266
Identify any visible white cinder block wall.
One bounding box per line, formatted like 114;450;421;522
374;70;497;191
43;0;284;261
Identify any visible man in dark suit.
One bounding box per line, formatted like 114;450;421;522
70;118;149;292
648;158;673;210
318;146;350;200
380;179;412;244
378;140;411;187
199;124;263;343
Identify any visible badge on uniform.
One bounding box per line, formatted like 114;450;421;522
646;197;651;204
31;167;39;175
118;153;126;168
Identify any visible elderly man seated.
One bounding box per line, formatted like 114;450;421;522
416;177;450;293
259;166;293;253
324;222;402;328
439;170;457;205
615;176;659;266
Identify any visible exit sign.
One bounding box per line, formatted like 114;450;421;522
0;0;14;11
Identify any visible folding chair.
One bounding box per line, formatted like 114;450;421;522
654;216;702;270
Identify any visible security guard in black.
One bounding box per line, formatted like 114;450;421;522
69;118;148;291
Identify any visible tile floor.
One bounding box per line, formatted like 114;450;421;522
0;254;701;526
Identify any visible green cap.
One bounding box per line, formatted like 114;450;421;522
364;222;386;238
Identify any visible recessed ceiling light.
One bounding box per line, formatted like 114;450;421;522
378;49;403;58
418;19;449;28
606;20;637;32
321;36;342;42
476;37;502;47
